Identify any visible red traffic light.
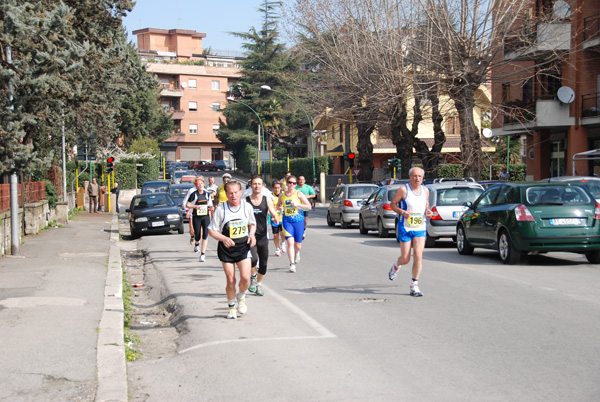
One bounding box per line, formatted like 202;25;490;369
107;156;115;163
348;152;355;160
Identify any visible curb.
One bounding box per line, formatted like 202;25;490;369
95;213;127;402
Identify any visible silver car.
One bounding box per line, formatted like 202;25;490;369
327;183;379;228
358;185;403;237
425;181;484;247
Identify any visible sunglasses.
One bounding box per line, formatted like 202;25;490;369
288;181;296;184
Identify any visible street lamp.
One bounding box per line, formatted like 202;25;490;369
225;97;266;174
260;85;316;183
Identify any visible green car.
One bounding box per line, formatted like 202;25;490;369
456;182;600;264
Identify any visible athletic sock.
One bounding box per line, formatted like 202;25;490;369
228;298;236;307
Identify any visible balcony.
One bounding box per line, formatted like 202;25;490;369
170;110;185;120
504;22;571;61
583;13;600;50
581;93;600;126
498;98;574;133
160;85;184;97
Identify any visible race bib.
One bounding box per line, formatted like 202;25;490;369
285;206;297;216
196;205;208;216
407;213;424;228
229;219;248;239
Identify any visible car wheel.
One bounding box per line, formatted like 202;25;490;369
585;250;600;264
456;225;474;255
498;230;520;265
129;226;139;239
340;214;349;229
425;234;436;248
377;218;388;238
359;216;368;235
326;211;335;227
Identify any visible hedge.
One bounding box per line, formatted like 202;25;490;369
262;155;332;183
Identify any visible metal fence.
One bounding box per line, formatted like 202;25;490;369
0;181;46;211
582;93;600;118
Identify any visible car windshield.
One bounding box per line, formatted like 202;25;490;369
576;180;600;199
170;187;189;199
435;187;483;206
143;183;169;193
348;186;377;199
525;186;592;205
134;194;174;208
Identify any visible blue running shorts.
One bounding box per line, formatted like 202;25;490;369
283;220;305;243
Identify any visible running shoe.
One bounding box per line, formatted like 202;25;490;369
388;263;399;281
227;305;237;319
199;254;206;262
248;276;257;293
236;296;247;314
281;242;287;253
295;251;301;263
189;235;194;245
275;248;281;257
289;263;296;273
410;283;423;297
194;244;199;253
255;284;264;296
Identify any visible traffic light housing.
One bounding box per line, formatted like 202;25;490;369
106;156;115;174
387;157;401;168
348;152;355;168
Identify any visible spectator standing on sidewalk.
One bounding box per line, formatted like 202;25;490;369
88;178;99;213
208;181;256;319
311;182;320;208
98;182;107;212
112;182;120;213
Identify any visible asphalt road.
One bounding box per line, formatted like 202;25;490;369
125;190;600;401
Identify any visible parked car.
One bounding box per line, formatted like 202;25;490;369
171;170;196;184
327;183;379;228
456;182;600;264
193;161;217;171
546;176;600;202
359;185;403;237
425;181;484;247
169;183;195;222
180;175;196;184
126;193;184;238
378;178;409;186
141;180;170;194
214;160;227;171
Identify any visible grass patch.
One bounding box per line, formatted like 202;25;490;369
123;265;142;361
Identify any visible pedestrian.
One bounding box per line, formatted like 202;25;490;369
499;168;510;181
208;181;257;319
215;173;232;207
206;176;218;203
182;182;197;245
98;182;107;212
333;177;343;195
88;178;99;213
278;175;312;273
295;175;316;237
112;182;120;213
270;180;286;256
186;176;214;262
311;182;320;208
388;167;433;297
246;176;279;296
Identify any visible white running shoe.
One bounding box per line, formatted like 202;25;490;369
194;244;199;253
236;296;247;314
289;264;296;273
295;251;301;263
281;242;287;253
388;263;399;281
410;283;423;297
275;248;281;257
199;254;206;262
227;305;237;319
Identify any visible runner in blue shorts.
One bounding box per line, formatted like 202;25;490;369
388;167;433;297
278;175;311;273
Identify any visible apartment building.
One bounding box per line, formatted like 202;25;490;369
491;0;600;179
133;28;243;162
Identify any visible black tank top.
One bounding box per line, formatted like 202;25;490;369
246;195;268;238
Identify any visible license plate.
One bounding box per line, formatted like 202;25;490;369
452;211;462;218
549;218;583;226
151;221;165;227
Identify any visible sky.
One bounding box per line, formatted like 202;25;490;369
122;0;270;54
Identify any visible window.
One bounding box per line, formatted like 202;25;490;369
188;79;197;89
446;116;460;136
475;187;500;208
189;101;197;111
502;83;510;103
212;80;220;90
189;124;198;134
523;78;533;102
212;124;219;135
211;103;220;112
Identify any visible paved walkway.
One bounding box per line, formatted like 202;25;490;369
0;211;125;402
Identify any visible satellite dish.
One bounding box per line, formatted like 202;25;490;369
553;1;572;20
557;86;575;104
181;82;187;88
482;128;493;139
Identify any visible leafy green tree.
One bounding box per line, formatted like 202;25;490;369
128;137;160;156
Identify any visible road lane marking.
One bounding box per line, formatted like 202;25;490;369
178;285;336;354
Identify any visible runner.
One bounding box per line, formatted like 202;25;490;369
295;175;316;238
278;175;311;273
206;176;218;203
215;173;231;207
186;176;214;262
208;181;256;319
246;176;279;296
182;181;197;245
388;167;433;297
270;180;286;256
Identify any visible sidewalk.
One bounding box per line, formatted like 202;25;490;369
0;211;126;402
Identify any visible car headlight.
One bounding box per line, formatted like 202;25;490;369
135;217;148;222
167;214;180;220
